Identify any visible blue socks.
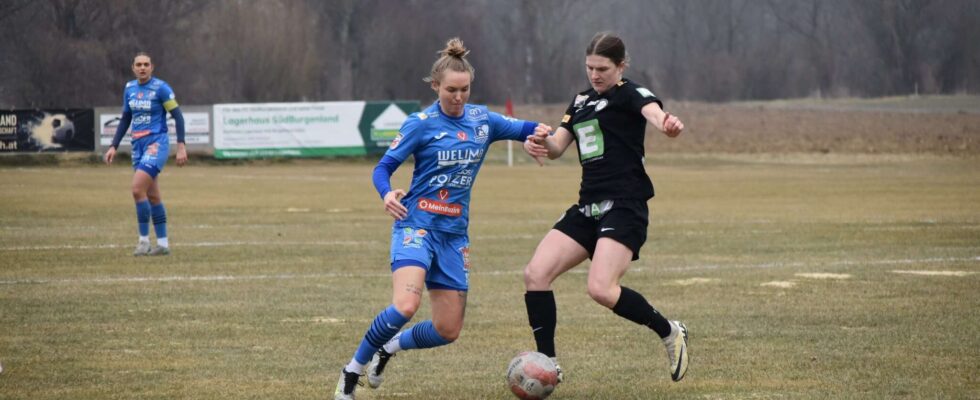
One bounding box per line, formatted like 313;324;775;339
135;200;151;237
354;305;410;365
151;203;167;240
399;320;452;350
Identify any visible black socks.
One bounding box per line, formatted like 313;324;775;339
612;286;672;338
525;290;557;357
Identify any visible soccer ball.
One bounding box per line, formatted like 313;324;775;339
506;351;560;400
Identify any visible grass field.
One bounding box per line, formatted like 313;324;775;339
1;153;978;399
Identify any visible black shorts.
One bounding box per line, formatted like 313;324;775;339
552;199;649;261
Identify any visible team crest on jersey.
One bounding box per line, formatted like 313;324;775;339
456;131;467;141
573;94;589;108
595;99;609;112
389;133;403;149
438;189;449;200
474;124;489;144
137;92;144;99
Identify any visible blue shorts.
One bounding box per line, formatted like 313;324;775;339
390;226;470;291
131;134;169;178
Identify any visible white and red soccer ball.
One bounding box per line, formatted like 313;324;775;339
506;351;560;400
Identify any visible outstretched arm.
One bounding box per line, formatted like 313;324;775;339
641;102;684;137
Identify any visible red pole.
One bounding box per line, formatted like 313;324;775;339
505;97;514;117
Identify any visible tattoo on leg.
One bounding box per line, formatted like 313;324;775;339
404;283;423;296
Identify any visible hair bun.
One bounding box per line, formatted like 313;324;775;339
442;38;470;59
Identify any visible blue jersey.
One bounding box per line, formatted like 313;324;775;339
121;77;178;142
384;101;536;235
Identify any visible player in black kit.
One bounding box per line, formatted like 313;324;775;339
522;32;688;383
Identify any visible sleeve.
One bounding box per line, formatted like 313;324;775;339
159;83;179;112
382;113;425;163
112;87;132;149
170;107;186;143
372;155;401;199
558;98;578;132
488;111;537;142
626;83;663;113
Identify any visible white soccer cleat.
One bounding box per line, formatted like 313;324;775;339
663;320;689;382
148;246;170;256
551;357;564;383
333;369;360;400
133;240;151;256
366;349;394;388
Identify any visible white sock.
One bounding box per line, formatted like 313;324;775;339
139;236;150;243
345;359;365;374
382;332;403;354
157;237;169;248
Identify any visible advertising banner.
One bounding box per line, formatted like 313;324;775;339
213;101;418;159
99;112;210;147
0;109;94;152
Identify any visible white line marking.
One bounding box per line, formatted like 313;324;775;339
0;256;975;286
890;270;976;277
796;273;852;280
0;240;378;251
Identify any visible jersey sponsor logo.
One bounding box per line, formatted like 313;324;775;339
466;108;488;121
129;99;152;111
418;198;462;217
595;99;609;112
437;148;483;166
573;119;605;161
132;129;151;139
636;87;656;98
474;124;489;144
427;169;475;189
389;133;403;149
133;114;152;125
573;94;589;108
578;200;614;218
456;131;467;141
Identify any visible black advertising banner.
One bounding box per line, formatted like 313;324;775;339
0;109;95;152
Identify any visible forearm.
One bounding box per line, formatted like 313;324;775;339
170;107;186;143
110;112;132;149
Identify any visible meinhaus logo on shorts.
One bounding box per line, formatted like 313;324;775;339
418;198;462;217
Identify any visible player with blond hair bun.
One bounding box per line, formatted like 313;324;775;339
333;38;551;400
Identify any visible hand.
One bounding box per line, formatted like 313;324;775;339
103;147;116;165
524;123;552;166
176;143;188;166
663;113;684;137
383;189;408;220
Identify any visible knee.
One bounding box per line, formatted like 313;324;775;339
433;321;461;343
523;263;551;290
392;297;421;320
147;193;162;204
131;186;146;200
586;280;618;309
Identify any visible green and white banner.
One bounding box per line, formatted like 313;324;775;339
213;101;418;159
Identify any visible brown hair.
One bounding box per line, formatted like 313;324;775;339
425;38;474;83
586;32;628;66
133;52;153;64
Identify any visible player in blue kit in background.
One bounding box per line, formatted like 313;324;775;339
334;38;552;400
104;52;187;256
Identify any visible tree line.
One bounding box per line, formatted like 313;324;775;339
1;0;976;109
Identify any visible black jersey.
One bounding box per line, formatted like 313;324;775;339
559;78;663;203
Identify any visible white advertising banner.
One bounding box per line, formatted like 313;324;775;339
213;102;368;158
99;112;211;147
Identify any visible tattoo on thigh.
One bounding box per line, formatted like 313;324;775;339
404;283;423;296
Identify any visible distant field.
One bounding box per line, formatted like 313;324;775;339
1;154;978;399
499;95;980;155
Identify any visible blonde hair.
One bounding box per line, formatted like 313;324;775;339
424;38;474;83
